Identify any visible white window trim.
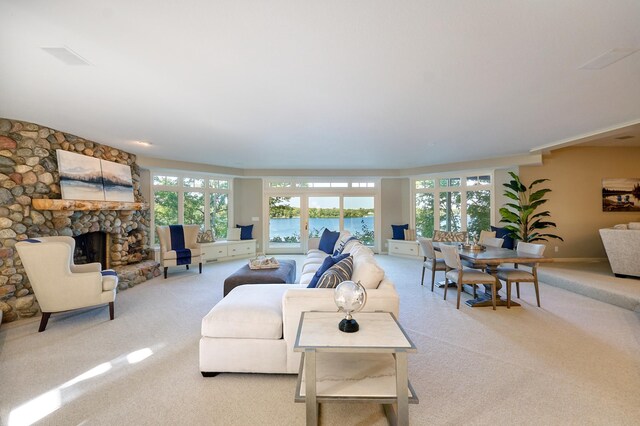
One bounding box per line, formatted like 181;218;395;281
150;171;233;243
263;178;381;253
411;171;495;236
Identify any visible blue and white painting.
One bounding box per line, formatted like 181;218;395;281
57;150;105;201
101;159;134;202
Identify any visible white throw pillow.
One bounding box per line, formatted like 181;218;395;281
333;231;352;253
352;254;384;289
613;224;629;230
227;228;241;241
628;222;640;230
350;244;374;259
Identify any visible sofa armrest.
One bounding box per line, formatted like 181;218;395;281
71;262;102;273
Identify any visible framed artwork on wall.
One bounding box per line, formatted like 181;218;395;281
602;178;640;212
57;150;105;201
101;159;134;202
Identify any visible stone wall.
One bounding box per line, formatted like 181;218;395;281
0;118;156;323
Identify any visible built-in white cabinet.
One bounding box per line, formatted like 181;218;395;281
200;239;257;262
387;239;421;258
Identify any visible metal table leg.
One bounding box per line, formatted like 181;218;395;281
304;350;318;426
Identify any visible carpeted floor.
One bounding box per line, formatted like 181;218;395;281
1;255;639;425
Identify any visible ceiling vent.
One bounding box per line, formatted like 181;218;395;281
41;46;91;66
579;48;638;70
615;135;635;140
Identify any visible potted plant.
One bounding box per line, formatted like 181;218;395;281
499;172;564;243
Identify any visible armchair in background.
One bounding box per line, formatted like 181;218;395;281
15;237;118;332
156;225;203;278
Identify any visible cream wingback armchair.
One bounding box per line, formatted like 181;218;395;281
15;237;118;332
156;225;203;278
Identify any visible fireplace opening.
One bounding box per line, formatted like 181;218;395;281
73;232;108;270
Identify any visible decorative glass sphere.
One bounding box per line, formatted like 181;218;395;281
334;280;367;333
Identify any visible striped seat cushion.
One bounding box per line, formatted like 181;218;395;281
316;256;354;289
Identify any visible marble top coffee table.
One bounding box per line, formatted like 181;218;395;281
293;311;418;425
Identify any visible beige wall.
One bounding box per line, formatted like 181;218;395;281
519;146;640;259
380;178;410;251
233;178;264;251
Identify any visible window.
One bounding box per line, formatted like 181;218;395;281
413;173;493;239
152;173;231;243
343;196;375;245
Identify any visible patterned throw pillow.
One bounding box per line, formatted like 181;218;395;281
316;256;354;289
403;229;416;241
432;230;468;242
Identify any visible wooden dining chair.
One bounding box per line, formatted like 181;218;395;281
440;244;499;310
496;242;545;308
417;238;447;291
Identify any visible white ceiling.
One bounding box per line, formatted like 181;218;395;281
1;1;639;170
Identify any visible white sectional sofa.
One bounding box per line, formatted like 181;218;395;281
599;223;640;278
199;233;400;375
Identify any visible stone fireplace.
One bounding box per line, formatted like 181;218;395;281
0;118;160;323
73;231;108;268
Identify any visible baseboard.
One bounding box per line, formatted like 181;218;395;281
548;257;608;263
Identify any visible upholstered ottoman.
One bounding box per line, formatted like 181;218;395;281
223;259;296;296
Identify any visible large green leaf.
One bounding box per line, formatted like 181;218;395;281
503;190;520;201
529;188;551;203
528;178;549;189
499;209;521;224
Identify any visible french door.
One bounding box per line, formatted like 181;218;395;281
266;194;376;254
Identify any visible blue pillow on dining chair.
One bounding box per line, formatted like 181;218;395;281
491;226;515;250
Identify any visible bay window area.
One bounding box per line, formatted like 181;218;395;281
413;173;493;241
151;173;231;244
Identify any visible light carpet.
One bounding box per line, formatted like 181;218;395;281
1;255;639;425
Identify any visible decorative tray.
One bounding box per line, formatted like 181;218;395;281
249;257;280;269
459;243;486;251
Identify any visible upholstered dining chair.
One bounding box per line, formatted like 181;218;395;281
482;237;504;248
156;224;203;278
440;244;499;310
15;237;119;332
478;230;496;244
496;242;545;308
417;238;447;291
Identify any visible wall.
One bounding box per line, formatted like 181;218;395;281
519;146;640;259
233;178;263;251
380;178;410;251
0;118;154;323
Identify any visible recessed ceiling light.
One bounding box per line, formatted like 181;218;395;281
134;141;152;147
41;46;91;66
579;48;639;70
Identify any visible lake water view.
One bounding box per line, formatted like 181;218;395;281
269;217;374;239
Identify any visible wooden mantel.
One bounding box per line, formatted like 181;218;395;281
32;199;149;211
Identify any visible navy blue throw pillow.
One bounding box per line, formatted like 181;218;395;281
308;253;349;288
236;224;254;240
318;229;340;254
391;224;409;240
491;226;515;250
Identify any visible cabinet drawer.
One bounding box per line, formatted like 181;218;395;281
390;242;419;256
229;242;254;256
211;246;228;258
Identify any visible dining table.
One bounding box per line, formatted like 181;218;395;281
433;242;553;307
